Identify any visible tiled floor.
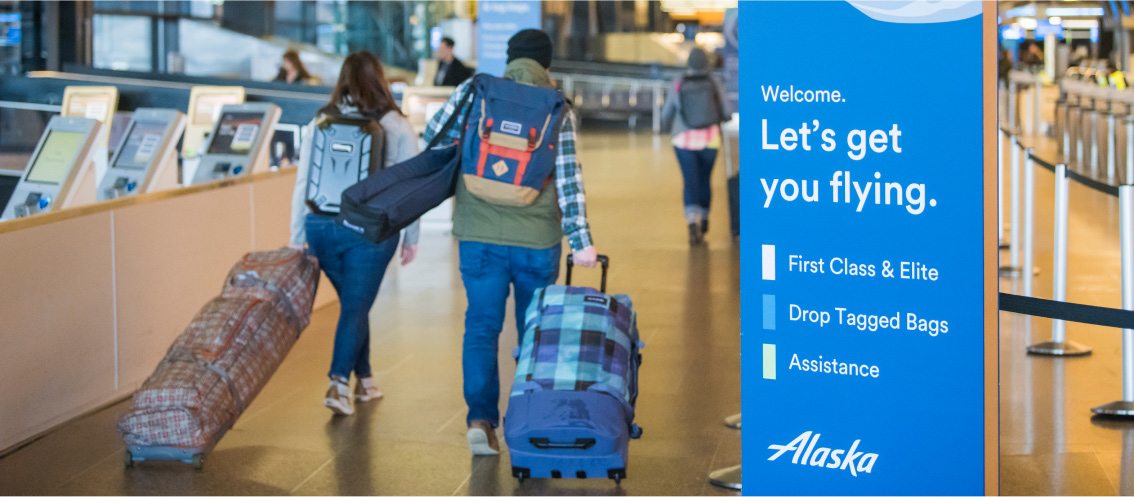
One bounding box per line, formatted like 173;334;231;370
0;128;742;496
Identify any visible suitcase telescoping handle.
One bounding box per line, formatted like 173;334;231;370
565;254;609;293
529;437;596;450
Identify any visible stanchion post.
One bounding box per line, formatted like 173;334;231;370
1006;136;1022;271
1092;108;1100;174
1034;80;1042;136
1009;80;1018;132
1024;152;1036;297
1127;115;1133;184
1063;97;1071;163
1110;112;1118;181
1027;163;1092;356
1078;103;1086;167
1000;129;1006;245
1092;185;1134;415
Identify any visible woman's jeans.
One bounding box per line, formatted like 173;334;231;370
674;147;719;220
304;214;399;381
459;240;562;427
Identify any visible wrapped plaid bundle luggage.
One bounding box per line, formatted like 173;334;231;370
119;248;319;469
221;248;320;331
504;255;644;484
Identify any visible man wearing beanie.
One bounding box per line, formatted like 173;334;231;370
421;28;598;456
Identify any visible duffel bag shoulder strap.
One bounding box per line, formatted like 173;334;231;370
427;82;478;150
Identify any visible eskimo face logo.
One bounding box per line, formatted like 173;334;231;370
767;431;878;477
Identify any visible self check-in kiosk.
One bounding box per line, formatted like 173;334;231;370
189;103;280;185
1;116;103;220
61;86;118;182
183;86;246;160
97;109;186;201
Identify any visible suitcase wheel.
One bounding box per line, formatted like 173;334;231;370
608;468;626;484
512;466;530;483
191;453;204;471
123;451;134;468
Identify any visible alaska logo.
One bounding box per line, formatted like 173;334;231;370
767;431;878;476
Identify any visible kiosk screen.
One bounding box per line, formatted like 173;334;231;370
0;172;18;207
113;120;168;170
26;131;84;184
207;112;262;155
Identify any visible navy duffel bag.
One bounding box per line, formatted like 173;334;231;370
336;88;474;244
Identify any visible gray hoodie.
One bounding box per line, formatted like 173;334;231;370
289;104;420;247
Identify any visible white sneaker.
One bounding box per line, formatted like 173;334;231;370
467;420;500;455
354;378;383;402
323;384;354;416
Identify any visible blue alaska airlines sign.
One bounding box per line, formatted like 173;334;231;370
742;2;989;494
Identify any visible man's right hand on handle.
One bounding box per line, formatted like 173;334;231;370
572;246;598;268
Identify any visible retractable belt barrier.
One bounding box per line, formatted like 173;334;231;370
1001;293;1134;330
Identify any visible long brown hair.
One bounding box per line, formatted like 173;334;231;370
320;51;402;117
276;50;312;82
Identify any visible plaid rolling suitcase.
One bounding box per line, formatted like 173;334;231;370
119;249;318;469
505;255;644;484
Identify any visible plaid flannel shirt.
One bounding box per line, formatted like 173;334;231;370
421;80;594;252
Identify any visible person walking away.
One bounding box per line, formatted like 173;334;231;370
289;52;421;416
274;50;316;85
421;28;599;456
434;37;474;87
661;48;731;245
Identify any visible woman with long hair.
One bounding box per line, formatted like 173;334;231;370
274;49;314;85
289;51;419;415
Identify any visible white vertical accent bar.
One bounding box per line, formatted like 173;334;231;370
761;245;775;281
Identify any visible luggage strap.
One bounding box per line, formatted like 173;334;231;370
231;271;303;336
166;349;249;412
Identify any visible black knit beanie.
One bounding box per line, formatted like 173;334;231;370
506;29;553;69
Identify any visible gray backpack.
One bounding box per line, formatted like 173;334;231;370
305;112;386;215
678;74;724;130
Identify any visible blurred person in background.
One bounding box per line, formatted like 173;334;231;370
274;50;317;85
661;48;731;246
434;37;473;87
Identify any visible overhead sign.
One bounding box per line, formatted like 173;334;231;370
476;1;541;77
742;1;997;494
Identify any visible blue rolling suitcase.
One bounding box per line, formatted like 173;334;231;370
505;255;644;484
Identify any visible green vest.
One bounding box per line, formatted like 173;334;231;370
452;174;562;249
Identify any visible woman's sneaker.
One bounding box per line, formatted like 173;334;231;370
323;380;353;416
354;377;383;402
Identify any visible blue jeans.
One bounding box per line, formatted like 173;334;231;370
459;241;562;427
304;214;399;380
674;147;718;218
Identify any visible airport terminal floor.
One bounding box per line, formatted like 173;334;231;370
0;128;743;496
998;127;1134;495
